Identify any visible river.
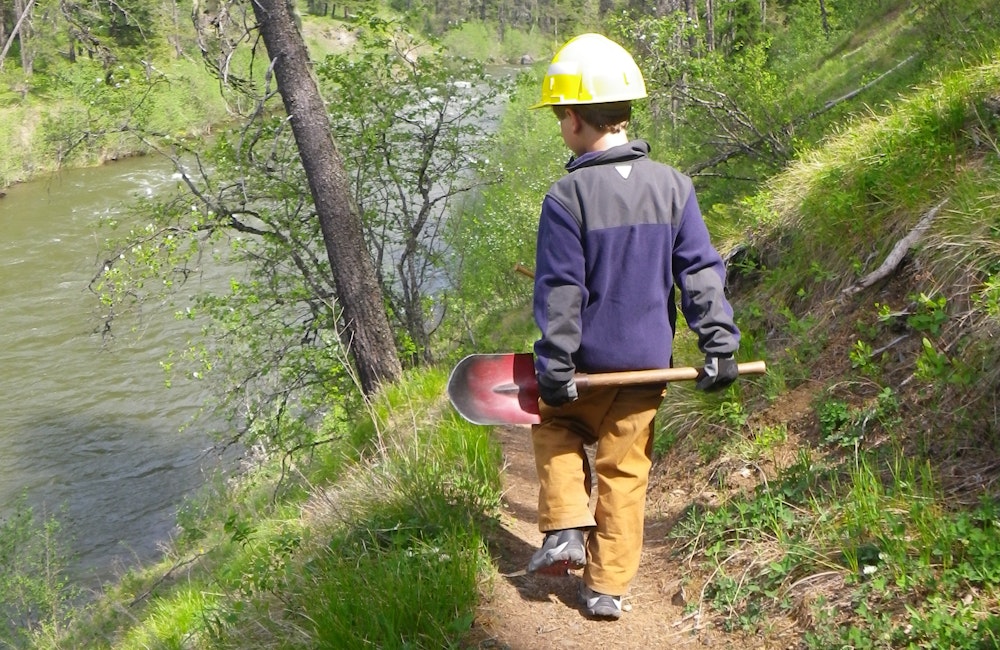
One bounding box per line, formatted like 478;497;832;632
0;156;228;586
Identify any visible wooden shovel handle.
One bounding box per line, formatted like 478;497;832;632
575;360;767;389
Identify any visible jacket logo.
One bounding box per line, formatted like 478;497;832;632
615;165;633;180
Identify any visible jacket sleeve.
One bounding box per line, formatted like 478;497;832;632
672;192;740;356
533;195;587;385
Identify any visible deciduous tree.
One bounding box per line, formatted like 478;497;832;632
247;0;403;394
317;16;506;364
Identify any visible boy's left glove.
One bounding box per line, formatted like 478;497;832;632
696;354;738;392
537;375;579;406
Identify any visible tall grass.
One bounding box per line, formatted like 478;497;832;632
674;47;1000;646
16;367;502;649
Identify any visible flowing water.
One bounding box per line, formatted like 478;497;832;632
0;156;227;586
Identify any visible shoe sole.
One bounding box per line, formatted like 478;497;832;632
530;559;585;576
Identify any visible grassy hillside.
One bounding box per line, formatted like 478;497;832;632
678;53;1000;645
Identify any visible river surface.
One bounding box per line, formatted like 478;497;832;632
0;156;228;586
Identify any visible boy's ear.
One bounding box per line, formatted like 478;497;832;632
565;108;583;133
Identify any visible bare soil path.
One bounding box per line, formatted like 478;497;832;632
465;424;780;650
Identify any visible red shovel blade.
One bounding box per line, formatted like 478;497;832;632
447;353;541;425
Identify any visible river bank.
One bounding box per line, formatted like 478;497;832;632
0;18;370;192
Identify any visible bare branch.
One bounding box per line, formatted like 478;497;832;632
842;198;949;297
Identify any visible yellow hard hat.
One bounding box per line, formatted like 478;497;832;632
530;33;647;109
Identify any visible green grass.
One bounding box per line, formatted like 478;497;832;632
438;21;557;65
15;366;502;649
664;41;1000;647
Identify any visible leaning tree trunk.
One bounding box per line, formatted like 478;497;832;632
249;0;402;395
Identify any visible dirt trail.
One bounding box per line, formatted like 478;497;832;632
466;425;777;650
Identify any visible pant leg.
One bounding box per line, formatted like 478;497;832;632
584;386;664;596
531;386;618;532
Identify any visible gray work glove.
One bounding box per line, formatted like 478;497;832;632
537;375;579;407
696;354;738;392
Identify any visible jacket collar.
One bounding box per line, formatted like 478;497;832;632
565;140;650;172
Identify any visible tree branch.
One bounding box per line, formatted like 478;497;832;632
686;54;917;176
842;198;949;296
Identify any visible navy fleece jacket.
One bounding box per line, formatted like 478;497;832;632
533;140;740;386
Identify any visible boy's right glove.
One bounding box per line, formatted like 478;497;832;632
696;354;738;392
537;375;579;406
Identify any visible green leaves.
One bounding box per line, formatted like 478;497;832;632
0;496;77;647
315;14;509;363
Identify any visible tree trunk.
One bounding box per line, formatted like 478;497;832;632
0;3;7;59
14;0;31;74
818;0;829;37
1;0;36;73
169;0;183;57
685;0;698;55
249;0;402;395
706;0;714;52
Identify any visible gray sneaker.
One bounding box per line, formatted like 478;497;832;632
527;528;586;575
579;584;622;620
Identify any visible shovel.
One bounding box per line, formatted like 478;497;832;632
447;353;767;425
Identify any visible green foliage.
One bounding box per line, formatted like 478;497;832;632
746;423;789;459
91;116;366;454
849;339;880;377
411;0;602;40
439;20;555;65
680;426;1000;648
118;586;221;649
609;12;803;206
815;387;899;448
284;386;500;648
0;496;78;649
973;271;1000;317
914;336;975;386
438;21;493;62
444;69;564;353
717;397;749;429
315;14;510;364
11;2;1000;648
46;367;501;649
652;426;679;457
907;292;948;335
0;0;247;186
304;531;481;648
803;494;1000;649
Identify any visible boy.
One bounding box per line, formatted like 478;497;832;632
527;33;741;620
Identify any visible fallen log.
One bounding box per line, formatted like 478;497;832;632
842;198;949;296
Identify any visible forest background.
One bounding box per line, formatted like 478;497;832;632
2;0;1000;647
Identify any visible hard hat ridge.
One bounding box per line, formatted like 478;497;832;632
531;33;647;109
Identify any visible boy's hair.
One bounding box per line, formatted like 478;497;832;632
552;102;632;134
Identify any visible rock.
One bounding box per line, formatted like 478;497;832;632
520;54;534;65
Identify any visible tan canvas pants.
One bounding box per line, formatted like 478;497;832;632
531;385;665;596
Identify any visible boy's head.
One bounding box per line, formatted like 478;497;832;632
551;102;631;134
530;33;646;113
